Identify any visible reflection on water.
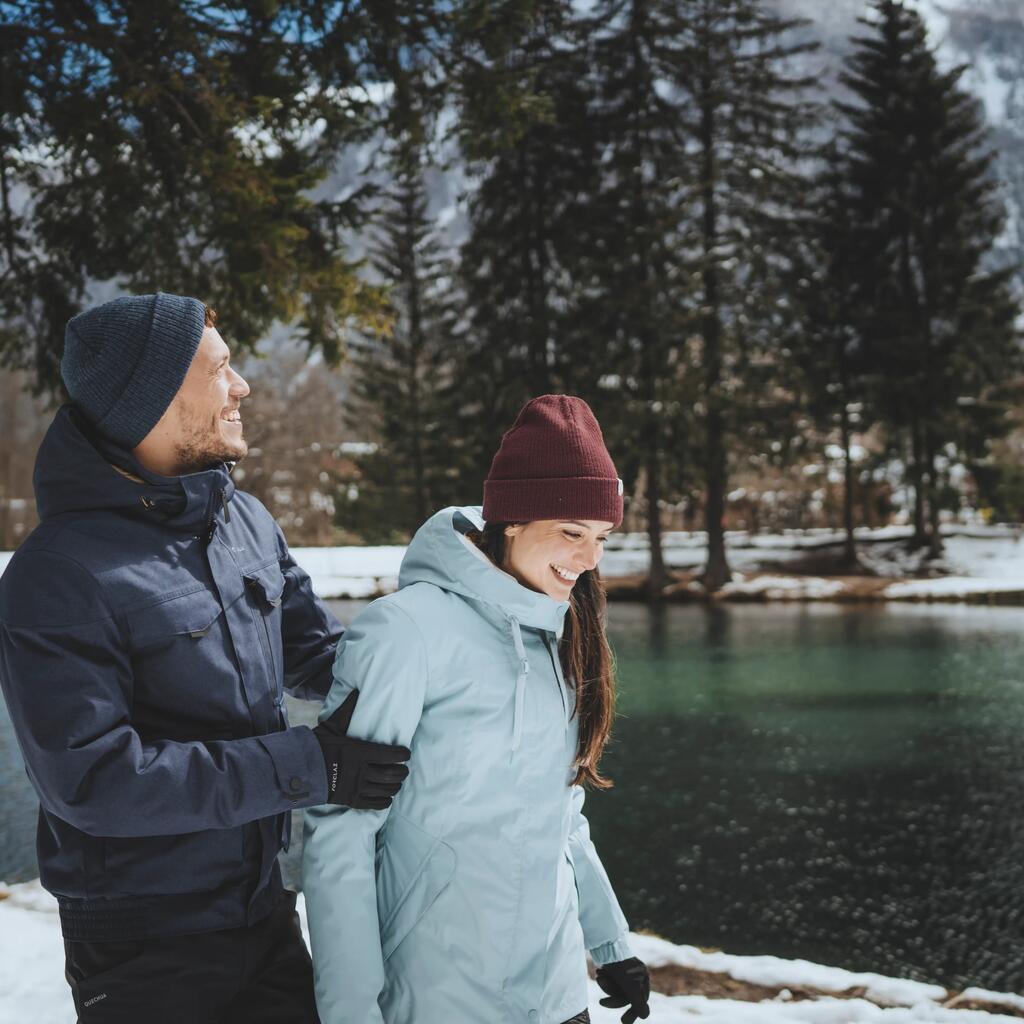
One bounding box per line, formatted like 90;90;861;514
3;600;1024;990
593;603;1024;991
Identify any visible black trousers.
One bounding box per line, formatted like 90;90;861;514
64;891;318;1024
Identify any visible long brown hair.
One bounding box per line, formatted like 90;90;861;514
470;522;616;789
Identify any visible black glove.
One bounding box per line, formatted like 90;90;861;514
312;690;411;809
596;957;651;1024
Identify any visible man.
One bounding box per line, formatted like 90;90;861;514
0;293;410;1022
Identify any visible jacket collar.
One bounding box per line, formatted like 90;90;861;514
34;405;235;534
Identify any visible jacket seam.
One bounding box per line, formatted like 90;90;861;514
3;548;119;629
384;596;433;689
240;557;279;575
120;582;214;615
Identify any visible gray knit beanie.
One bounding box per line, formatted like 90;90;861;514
61;292;207;449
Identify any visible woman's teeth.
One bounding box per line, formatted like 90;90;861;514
221;410;241;423
551;563;579;582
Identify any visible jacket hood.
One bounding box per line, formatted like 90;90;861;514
399;506;572;757
399;506;569;634
33;405;235;533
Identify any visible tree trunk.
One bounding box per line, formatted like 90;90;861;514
698;80;731;593
622;1;671;599
401;177;428;528
924;431;944;559
920;314;943;559
840;400;857;568
908;420;927;549
703;416;730;590
645;448;671;598
522;150;549;395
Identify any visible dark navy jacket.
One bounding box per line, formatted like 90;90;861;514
0;406;342;941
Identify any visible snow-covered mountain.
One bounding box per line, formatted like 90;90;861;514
776;0;1024;273
905;1;1024;270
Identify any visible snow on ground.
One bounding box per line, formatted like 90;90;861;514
289;525;1024;600
719;575;849;600
939;535;1024;582
289;545;402;600
2;526;1023;602
619;999;1013;1022
2;880;1021;1023
0;880;68;1023
629;933;947;1007
883;577;1024;599
960;992;1024;1015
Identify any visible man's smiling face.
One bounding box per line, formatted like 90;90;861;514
134;324;250;477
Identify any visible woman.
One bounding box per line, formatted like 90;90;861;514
303;395;650;1024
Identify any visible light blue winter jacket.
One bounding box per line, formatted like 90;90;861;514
302;506;632;1024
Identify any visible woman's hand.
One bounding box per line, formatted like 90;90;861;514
595;956;651;1023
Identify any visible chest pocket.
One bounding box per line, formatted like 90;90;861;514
243;562;287;700
244;561;286;609
127;588;224;651
124;589;228;714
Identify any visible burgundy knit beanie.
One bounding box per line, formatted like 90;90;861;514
483;395;623;526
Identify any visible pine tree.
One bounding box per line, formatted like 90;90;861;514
583;0;704;594
837;0;1021;556
0;1;388;392
793;141;874;568
449;0;605;506
672;0;819;591
339;6;460;540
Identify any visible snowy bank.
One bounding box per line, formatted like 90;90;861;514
238;526;1024;605
2;880;1022;1022
2;525;1023;603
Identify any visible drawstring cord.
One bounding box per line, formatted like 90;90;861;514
508;616;530;759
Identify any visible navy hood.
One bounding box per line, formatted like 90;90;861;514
34;405;234;533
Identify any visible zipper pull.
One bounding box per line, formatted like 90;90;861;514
203;490;219;545
221;488;230;525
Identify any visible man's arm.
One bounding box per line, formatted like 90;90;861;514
275;524;344;701
0;549;328;838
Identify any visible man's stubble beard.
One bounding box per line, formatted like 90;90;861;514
172;401;248;475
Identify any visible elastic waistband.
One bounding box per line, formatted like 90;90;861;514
57;875;283;942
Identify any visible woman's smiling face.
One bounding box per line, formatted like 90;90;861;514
502;519;614;600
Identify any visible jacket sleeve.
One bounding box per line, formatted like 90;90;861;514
276;524;345;702
302;598;429;1024
567;783;634;966
0;549;328;838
